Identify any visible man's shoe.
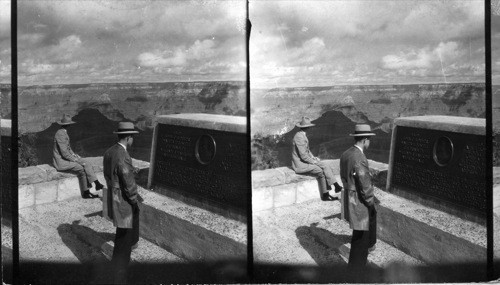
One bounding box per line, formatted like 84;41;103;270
333;182;343;193
321;193;338;201
368;245;376;253
95;181;104;191
82;191;99;199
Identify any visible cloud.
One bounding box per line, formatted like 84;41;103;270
22;60;55;74
382;42;461;71
382;50;432;70
251;0;484;88
0;0;10;41
188;39;216;60
137;49;187;67
17;1;246;85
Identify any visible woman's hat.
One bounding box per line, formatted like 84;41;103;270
57;114;76;125
350;124;376;136
113;122;139;134
296;116;315;128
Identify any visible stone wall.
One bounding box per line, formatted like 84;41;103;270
18;157;149;209
252;159;388;212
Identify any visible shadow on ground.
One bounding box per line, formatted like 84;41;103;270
57;221;114;264
295;225;349;267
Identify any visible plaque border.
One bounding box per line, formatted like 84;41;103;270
432;136;454;167
194;134;217;165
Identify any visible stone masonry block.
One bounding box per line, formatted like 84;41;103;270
252;187;274;212
57;177;81;201
252;168;286;188
283;168;315;184
19;184;35;209
18;166;47;185
273;183;296;208
296;179;321;203
34;181;58;205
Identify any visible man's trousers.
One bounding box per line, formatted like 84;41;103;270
295;160;338;193
56;158;98;196
112;205;140;283
348;206;377;269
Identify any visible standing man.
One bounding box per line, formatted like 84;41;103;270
53;114;104;199
103;121;140;283
292;116;343;201
339;124;377;269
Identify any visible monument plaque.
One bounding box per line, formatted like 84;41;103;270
387;116;486;223
1;119;12;219
148;114;248;220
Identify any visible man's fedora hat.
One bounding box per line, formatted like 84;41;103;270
350;124;376;136
296;116;315;128
57;114;76;125
113;122;139;134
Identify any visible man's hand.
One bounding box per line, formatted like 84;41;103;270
133;167;140;174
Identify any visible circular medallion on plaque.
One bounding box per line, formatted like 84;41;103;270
433;136;454;167
195;134;216;165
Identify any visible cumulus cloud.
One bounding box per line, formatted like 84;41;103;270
188;39;216;60
382;42;461;71
22;60;55;74
18;1;245;85
251;0;484;88
137;49;187;67
0;0;10;41
382;51;432;70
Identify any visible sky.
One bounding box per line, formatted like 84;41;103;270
492;1;500;86
15;0;246;86
250;0;485;89
0;0;11;82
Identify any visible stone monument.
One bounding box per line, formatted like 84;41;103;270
1;119;11;220
387;115;486;223
148;113;248;221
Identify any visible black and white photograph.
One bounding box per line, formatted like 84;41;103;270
0;0;12;283
250;0;488;282
1;0;500;284
15;0;248;283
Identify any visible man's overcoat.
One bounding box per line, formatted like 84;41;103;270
339;146;375;231
103;143;138;229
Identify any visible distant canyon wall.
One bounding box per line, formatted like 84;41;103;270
19;81;246;134
18;81;246;165
251;83;485;169
0;84;12;119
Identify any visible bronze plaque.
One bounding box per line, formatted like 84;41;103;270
391;126;486;215
152;124;248;214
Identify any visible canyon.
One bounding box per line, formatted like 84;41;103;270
251;83;486;169
17;81;246;165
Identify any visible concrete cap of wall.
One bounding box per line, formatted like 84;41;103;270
154;113;246;134
394;116;485;136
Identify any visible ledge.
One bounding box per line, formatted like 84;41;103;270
252;159;388;212
19;157;149;185
18;157;150;209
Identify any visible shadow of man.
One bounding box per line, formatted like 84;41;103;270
56;220;115;284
